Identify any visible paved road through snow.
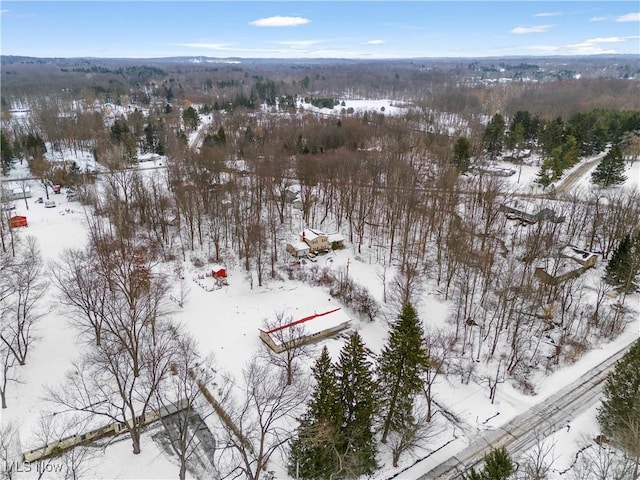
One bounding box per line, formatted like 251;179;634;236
416;339;635;480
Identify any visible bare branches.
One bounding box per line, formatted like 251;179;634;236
258;311;316;386
218;357;308;480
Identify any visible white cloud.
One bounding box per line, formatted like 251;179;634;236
510;25;554;34
363;40;385;45
529;34;633;56
616;12;640;22
273;40;321;47
0;9;9;15
174;43;231;50
249;16;310;27
534;12;561;17
528;45;561;53
590;16;608;22
583;36;625;44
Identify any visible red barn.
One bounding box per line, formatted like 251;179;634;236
9;215;28;228
213;267;227;278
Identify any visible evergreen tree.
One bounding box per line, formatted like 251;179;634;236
181;106;200;132
378;303;429;444
592;144;627;186
483;113;505;160
535;166;552;189
1;129;14;175
336;332;377;477
461;447;515;480
597;339;640;477
605;233;640;293
483;447;515;480
215;126;226;145
510;110;537;143
453;136;472;173
539;117;564;160
289;347;342;479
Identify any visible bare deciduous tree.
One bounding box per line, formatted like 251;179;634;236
0;420;20;479
571;442;636;480
387;405;441;468
259;311;315;386
156;334;218;480
52;247;107;346
32;412;99;480
219;357;308;480
515;430;557;480
0;236;47;366
48;321;179;455
423;329;456;421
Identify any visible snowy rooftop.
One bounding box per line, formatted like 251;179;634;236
288;240;310;251
560;245;599;264
301;228;327;241
260;308;351;348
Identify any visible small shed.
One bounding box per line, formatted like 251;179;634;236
9;215;28;228
212;267;227;279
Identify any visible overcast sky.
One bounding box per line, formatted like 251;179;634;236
1;1;639;59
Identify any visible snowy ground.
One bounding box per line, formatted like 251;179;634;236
1;142;638;479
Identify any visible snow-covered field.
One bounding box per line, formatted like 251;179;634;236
1;131;639;479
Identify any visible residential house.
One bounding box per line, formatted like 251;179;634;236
534;245;598;286
499;199;565;225
300;228;330;253
560;245;599;268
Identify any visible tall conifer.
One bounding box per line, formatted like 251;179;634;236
336;332;378;477
378;302;429;444
288;346;341;479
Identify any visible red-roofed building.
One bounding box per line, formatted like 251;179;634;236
259;308;351;353
9;215;28;228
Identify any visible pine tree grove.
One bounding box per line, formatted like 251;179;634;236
288;346;342;479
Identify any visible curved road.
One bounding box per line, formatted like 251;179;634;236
553;153;605;195
415;340;635;480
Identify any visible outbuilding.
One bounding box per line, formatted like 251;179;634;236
9;215;28;228
259;308;351;353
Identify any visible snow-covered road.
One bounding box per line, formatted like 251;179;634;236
412;337;636;480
